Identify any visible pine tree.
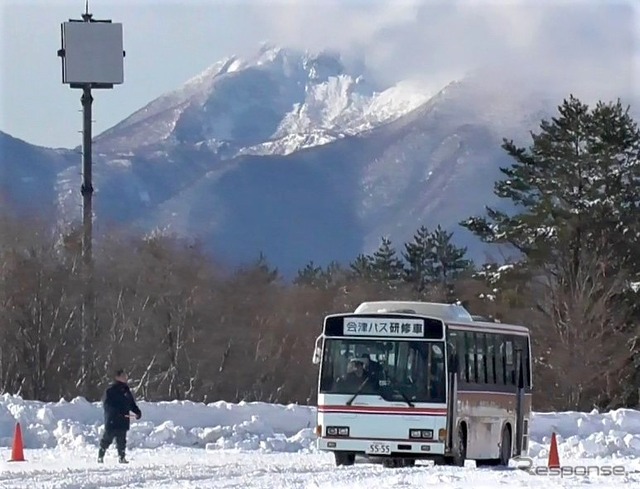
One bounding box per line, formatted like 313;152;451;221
369;237;404;285
295;261;348;289
235;252;279;285
294;261;323;287
322;260;348;287
403;225;434;291
462;95;640;276
350;253;374;281
430;225;473;285
461;94;640;409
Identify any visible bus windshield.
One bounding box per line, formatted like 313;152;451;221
319;339;446;403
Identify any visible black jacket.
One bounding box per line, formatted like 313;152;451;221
102;380;142;431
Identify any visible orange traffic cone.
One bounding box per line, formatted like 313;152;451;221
547;432;560;469
9;422;25;462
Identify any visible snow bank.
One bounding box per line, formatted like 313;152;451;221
529;409;640;460
0;394;315;453
2;394;640;459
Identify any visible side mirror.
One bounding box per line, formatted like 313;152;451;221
312;335;323;364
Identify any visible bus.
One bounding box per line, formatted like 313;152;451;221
312;301;532;468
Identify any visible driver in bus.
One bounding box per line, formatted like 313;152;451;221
336;359;370;390
359;353;383;383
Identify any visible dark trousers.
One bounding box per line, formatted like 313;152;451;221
99;429;127;457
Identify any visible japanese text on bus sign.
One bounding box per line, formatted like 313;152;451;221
343;318;424;337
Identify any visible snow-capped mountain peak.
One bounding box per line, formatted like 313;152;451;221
94;45;433;156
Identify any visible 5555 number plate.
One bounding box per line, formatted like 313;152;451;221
366;443;391;454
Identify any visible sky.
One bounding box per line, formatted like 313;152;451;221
1;0;639;149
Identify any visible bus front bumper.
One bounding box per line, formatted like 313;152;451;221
317;437;446;456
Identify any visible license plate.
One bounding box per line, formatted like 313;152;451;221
366;443;392;455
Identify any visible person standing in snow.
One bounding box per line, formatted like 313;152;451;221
98;369;142;464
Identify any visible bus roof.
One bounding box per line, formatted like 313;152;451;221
353;301;530;334
448;320;530;334
354;301;473;322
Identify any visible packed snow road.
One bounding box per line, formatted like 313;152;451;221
2;448;639;489
3;395;640;487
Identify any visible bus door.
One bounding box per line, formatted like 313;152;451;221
445;340;459;455
514;346;525;456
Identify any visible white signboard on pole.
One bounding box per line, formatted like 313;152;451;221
61;21;124;85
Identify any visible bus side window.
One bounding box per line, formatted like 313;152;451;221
476;333;486;384
505;339;515;385
516;336;531;388
459;333;467;381
495;335;505;385
465;332;476;383
447;332;459;374
484;333;494;384
482;333;496;384
453;332;466;382
455;332;467;383
525;337;532;388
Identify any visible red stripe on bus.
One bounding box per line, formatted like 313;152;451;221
323;436;441;443
318;405;447;415
318;411;446;416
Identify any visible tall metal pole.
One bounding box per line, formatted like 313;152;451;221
80;4;94;396
80;84;94;395
81;86;93;264
59;0;124;399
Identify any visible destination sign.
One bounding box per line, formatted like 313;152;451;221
342;317;425;337
323;314;444;339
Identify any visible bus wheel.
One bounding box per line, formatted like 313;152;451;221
334;451;355;466
433;456;447;466
382;457;414;468
403;458;416;467
451;424;467;467
499;427;511;466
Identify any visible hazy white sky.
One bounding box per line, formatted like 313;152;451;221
1;0;638;149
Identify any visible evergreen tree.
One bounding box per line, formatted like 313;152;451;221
403;225;433;291
235;252;279;285
430;225;473;285
294;261;323;287
322;260;348;287
369;237;404;285
461;95;640;408
295;260;348;289
350;253;374;281
462;95;640;277
403;225;472;291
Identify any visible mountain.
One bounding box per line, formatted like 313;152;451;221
0;46;562;275
0;132;75;218
93;45;432;156
139;72;556;270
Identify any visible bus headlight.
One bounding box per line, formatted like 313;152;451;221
409;429;433;439
438;428;447;442
326;426;349;437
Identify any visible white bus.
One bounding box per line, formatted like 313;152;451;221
312;301;532;467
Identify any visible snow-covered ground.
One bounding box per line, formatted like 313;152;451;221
2;394;640;488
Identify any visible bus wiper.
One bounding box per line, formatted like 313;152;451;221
386;379;414;407
394;389;414;408
346;377;371;406
346;378;414;408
